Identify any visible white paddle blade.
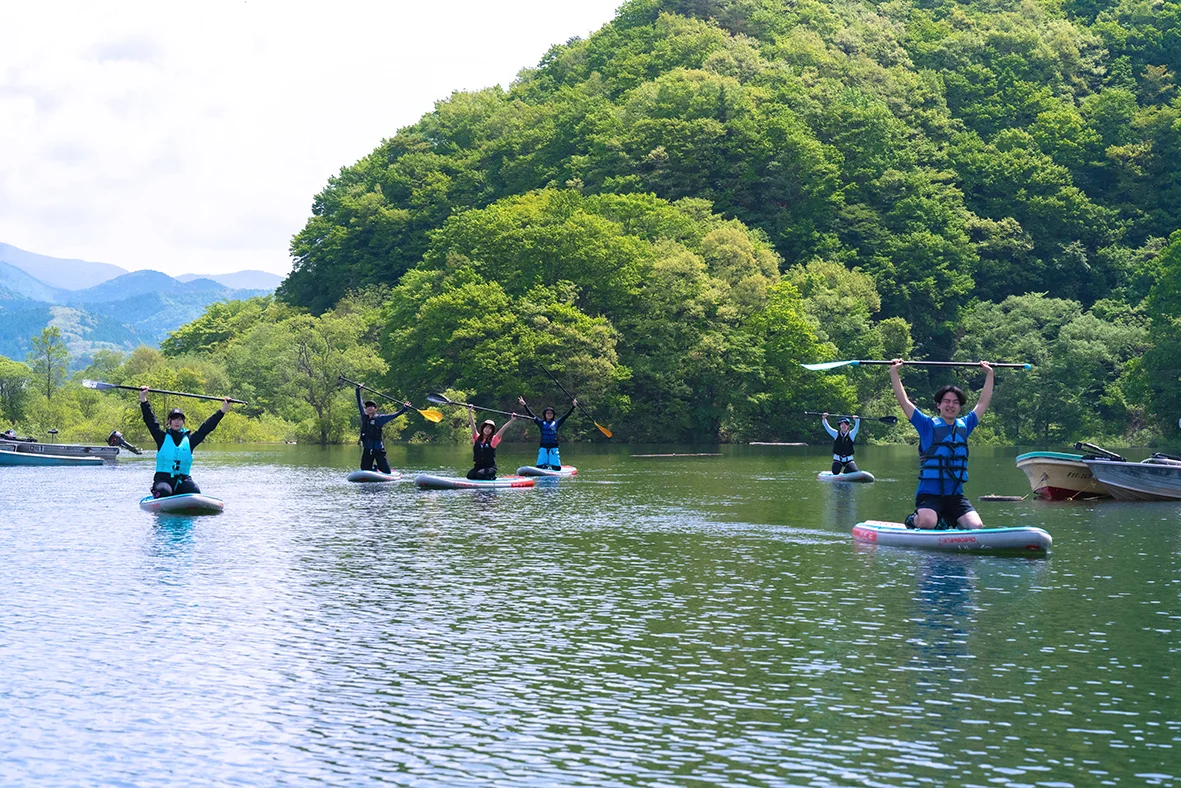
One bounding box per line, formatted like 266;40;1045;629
82;379;113;390
800;360;859;371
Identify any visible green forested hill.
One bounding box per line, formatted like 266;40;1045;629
211;0;1181;441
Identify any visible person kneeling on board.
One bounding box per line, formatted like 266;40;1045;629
518;396;575;470
356;384;411;475
821;413;860;475
140;386;232;498
888;360;993;530
467;405;519;480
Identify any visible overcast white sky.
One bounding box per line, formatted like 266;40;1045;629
0;0;623;277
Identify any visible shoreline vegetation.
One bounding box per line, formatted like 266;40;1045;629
5;0;1181;447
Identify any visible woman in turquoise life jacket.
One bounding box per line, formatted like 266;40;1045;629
821;413;860;474
466;404;519;480
517;396;575;470
140;386;232;498
888;359;994;530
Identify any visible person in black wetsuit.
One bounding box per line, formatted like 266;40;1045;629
517;396;575;470
466;404;519;480
356;384;412;474
140;386;232;498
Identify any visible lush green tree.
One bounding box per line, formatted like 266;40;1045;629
26;327;69;401
1129;231;1181;429
0;356;33;424
956;293;1146;442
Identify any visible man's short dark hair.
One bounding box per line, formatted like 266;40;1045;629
933;385;966;406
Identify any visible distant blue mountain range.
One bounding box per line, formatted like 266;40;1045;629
0;244;284;367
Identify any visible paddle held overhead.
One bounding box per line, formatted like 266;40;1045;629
803;411;898;425
801;359;1032;372
537;365;613;438
337;376;443;422
426;392;517;419
83;380;249;404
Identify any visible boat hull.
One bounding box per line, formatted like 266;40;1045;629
852;520;1052;554
0;439;118;459
0;446;103;466
516;465;578;477
1015;452;1109;500
1084;459;1181;501
817;470;875;483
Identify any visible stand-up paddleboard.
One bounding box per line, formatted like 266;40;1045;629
413;473;535;490
139;493;225;515
516;465;578;478
852;520;1051;554
818;470;875;483
347;470;403;483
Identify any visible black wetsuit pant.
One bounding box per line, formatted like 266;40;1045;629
831;459;859;475
361;447;391;474
467;465;497;480
152;472;200;498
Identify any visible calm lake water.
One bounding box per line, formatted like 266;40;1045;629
1;443;1178;786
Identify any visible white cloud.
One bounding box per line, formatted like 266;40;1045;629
0;0;623;277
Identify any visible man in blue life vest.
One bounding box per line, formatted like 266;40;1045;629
140;386;232;498
518;396;576;470
821;413;860;474
888;359;994;529
356;383;412;474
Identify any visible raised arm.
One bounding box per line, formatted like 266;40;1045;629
139;387;166;448
556;401;576;429
972;361;995;419
467;404;478;441
190;398;231;449
849;417;860;441
517;396;538;421
821;414;838;439
494;413;519;441
356;385;365;419
889;360;916;420
375;403;412;427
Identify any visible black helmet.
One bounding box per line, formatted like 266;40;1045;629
167;408;185;421
363;400;378;409
543;406;556;418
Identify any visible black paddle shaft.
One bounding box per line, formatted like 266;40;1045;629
96;382;247;404
426;392;518;419
338;376;401;404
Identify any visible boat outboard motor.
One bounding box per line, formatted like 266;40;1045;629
1073;441;1127;463
107;430;143;455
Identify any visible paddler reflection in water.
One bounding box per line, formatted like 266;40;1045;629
889;359;994;530
467;404;519;480
821;413;860;474
140;386;232;498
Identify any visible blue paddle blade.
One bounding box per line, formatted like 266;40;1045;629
801;360;860;371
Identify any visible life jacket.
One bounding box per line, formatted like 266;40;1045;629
831;431;854;460
473;438;496;470
918;416;970;495
538;418;560;448
360;414;385;449
156;430;193;477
